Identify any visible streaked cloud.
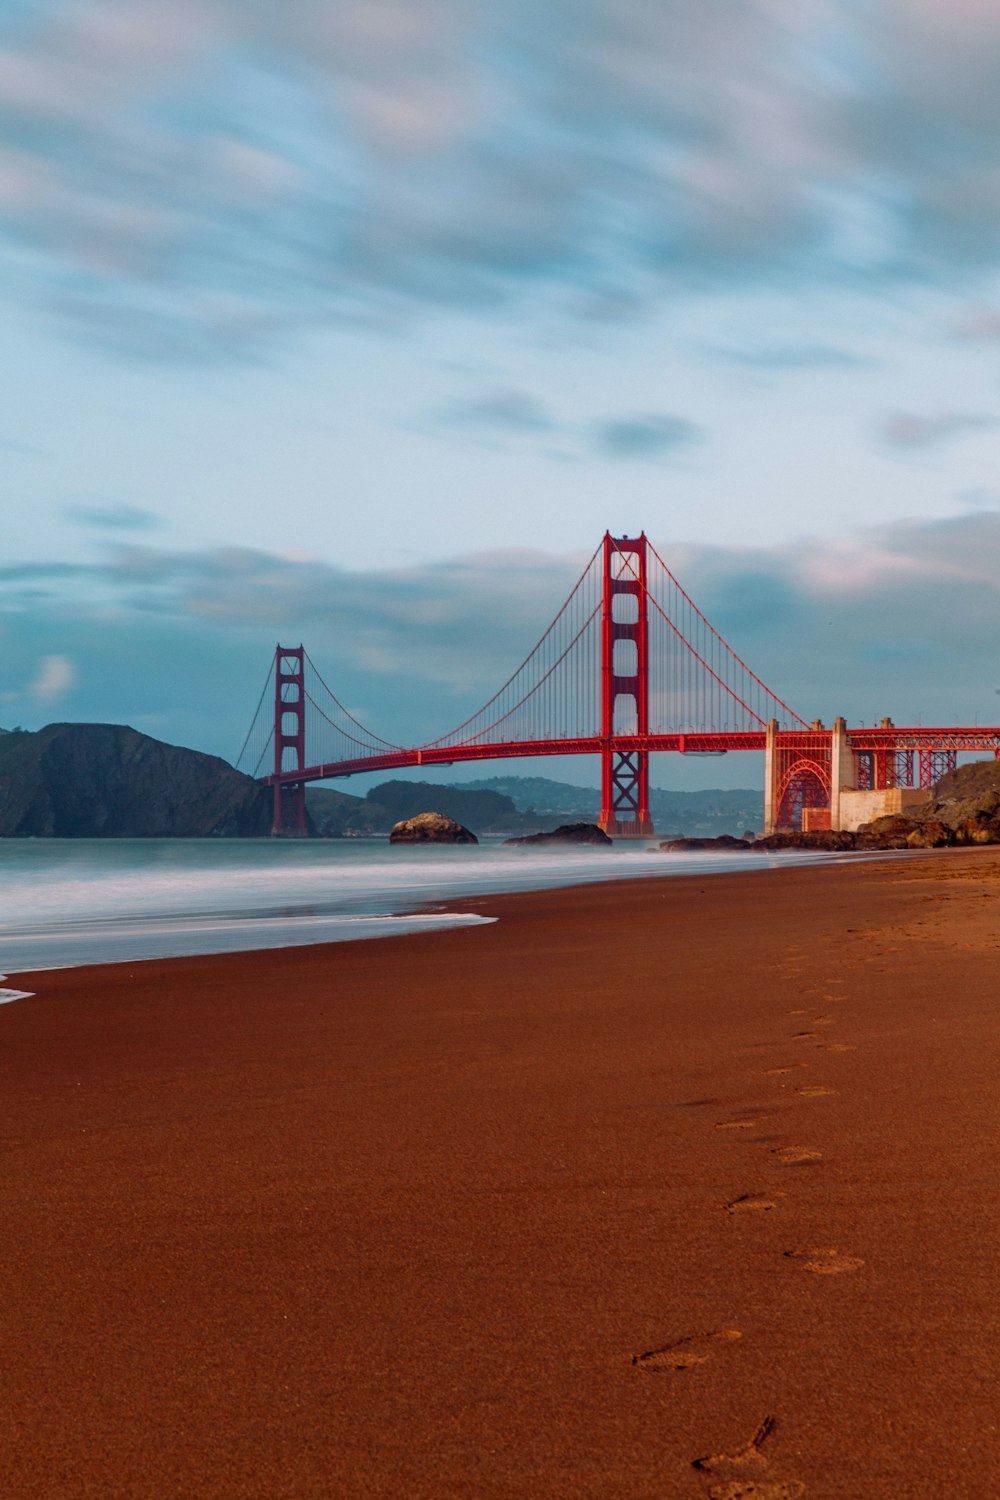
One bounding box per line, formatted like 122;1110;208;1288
3;3;1000;358
593;414;700;458
952;304;1000;343
712;343;870;371
64;500;160;530
879;410;997;449
434;390;699;462
438;389;555;433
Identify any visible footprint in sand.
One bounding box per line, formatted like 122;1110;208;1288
715;1112;769;1131
770;1145;822;1165
789;1030;818;1040
704;1480;805;1500
724;1192;782;1214
693;1415;805;1499
763;1063;809;1076
796;1085;836;1098
632;1327;741;1372
784;1246;863;1275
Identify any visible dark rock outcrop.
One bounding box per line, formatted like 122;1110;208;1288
504;822;611;847
751;829;863;851
389;811;478;844
658;834;751;852
0;723;275;837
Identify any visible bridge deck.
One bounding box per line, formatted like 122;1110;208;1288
265;728;1000;787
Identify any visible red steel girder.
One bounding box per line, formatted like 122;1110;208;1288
265;726;1000;794
265;732;773;788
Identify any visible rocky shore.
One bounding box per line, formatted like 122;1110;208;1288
752;759;1000;851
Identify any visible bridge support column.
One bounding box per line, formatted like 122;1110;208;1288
830;716;856;831
272;643;308;837
599;533;653;837
763;719;778;834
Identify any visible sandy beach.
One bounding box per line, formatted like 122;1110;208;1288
2;851;999;1499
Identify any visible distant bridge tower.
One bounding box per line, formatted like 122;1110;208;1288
600;533;654;837
272;644;308;836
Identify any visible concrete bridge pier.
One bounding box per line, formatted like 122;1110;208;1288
763;719;778;835
829;716;856;832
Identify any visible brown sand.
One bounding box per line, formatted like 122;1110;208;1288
2;852;1000;1499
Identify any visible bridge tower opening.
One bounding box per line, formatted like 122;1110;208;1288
600;533;654;837
272;644;308;837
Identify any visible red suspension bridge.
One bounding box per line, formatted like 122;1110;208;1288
235;532;1000;837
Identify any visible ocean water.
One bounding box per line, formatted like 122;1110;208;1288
0;836;827;979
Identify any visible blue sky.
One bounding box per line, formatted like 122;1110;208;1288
4;0;1000;792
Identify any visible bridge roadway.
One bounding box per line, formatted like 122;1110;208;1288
265;726;1000;791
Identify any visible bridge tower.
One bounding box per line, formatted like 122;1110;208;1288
600;533;654;837
272;644;308;836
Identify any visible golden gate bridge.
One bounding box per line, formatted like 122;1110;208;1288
235;532;1000;837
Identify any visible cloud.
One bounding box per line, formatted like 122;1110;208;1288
712;343;870;371
64;500;160;530
438;388;555;433
952;304;1000;342
879;410;997;449
594;413;700;458
433;391;699;460
4;3;1000;357
29;653;75;703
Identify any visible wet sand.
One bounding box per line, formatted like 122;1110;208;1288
2;851;999;1499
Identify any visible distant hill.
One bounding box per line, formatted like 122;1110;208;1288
0;724;763;838
309;774;763;837
0;723;273;837
461;775;763;836
307;779;518;835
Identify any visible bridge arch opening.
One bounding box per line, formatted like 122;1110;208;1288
776;758;831;830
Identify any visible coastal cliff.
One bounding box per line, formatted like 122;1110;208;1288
0;723;274;837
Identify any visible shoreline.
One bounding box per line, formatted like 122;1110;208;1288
3;851;999;1498
0;841;891;979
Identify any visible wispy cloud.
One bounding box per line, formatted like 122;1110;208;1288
4;4;1000;357
593;413;700;458
879;410;997;449
438;389;555;433
951;304;1000;343
712;343;870;371
29;653;75;704
64;500;160;530
432;390;700;461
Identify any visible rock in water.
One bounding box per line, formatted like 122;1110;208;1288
389;811;478;844
658;835;751;852
503;822;611;847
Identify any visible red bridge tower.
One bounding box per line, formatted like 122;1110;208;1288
272;644;307;836
600;533;653;837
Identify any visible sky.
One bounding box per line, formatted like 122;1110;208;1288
4;0;1000;793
